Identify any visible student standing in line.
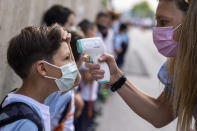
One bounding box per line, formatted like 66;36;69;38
96;12;115;56
75;19;99;131
114;23;129;69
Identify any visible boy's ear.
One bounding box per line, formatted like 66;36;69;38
36;60;62;78
35;61;47;77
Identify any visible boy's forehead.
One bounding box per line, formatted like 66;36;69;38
54;41;70;58
62;42;70;54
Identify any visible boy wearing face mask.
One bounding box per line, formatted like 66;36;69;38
0;24;81;131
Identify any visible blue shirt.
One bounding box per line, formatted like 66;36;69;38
114;33;129;50
157;62;173;96
0;91;73;131
44;91;74;131
0;93;50;131
158;62;197;118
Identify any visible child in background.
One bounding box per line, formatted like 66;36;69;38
43;5;75;31
96;12;115;56
78;19;97;38
114;23;129;69
69;31;85;119
74;19;99;131
107;10;120;36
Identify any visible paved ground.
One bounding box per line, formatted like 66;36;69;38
95;27;177;131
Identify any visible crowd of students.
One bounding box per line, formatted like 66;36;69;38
0;4;129;131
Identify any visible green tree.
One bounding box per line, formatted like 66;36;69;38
102;0;108;8
132;1;154;19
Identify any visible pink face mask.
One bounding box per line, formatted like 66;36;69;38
153;24;181;57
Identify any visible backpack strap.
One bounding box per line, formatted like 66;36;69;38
0;88;18;108
0;102;43;131
53;97;73;131
58;97;72;124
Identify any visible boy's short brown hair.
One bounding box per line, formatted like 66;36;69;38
7;24;63;79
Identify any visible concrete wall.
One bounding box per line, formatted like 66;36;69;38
0;0;101;100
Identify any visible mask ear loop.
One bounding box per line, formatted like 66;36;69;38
174;24;182;31
43;60;60;80
43;60;60;69
44;75;57;80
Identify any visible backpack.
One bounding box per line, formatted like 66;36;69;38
53;96;73;131
0;89;73;131
0;91;43;131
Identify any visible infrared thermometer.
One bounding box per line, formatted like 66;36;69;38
77;37;110;84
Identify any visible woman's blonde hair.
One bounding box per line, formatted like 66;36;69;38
168;0;197;130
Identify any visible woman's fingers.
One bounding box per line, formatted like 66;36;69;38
81;54;89;63
82;53;117;81
89;68;104;80
98;53;115;63
92;74;104;81
91;69;105;75
85;62;100;70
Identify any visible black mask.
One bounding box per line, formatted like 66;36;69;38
97;24;108;39
97;24;106;32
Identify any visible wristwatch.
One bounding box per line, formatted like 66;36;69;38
110;75;127;92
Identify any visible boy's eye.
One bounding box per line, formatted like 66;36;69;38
64;56;70;60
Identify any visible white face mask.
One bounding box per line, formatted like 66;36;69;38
43;61;78;92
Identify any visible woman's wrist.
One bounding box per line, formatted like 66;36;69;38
110;75;127;92
110;69;123;85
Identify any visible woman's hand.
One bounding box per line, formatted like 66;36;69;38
84;53;123;85
82;70;94;84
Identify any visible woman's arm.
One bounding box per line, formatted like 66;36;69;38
85;53;176;128
118;80;175;128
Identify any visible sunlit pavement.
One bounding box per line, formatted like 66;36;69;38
95;27;177;131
